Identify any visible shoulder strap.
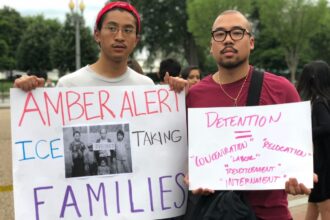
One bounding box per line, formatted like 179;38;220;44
246;68;264;106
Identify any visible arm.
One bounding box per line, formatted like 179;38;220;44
14;75;45;92
164;72;189;94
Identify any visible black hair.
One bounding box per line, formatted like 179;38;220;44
159;58;181;82
180;65;200;80
297;60;330;104
73;130;80;136
117;129;124;137
96;7;139;35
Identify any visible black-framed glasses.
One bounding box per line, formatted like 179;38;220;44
211;28;251;42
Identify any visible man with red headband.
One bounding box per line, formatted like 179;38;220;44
14;1;153;90
14;2;184;219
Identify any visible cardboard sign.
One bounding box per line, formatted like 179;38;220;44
188;102;313;190
10;85;188;220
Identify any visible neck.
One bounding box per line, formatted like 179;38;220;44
91;56;128;78
214;64;250;84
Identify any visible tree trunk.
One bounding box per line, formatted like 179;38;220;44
184;32;199;66
285;49;299;84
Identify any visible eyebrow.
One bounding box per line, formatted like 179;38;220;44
104;21;135;28
212;25;246;31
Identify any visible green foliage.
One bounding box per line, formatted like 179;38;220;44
250;28;288;74
257;0;327;81
131;0;187;55
131;0;201;66
0;80;13;93
309;9;330;65
16;15;61;75
0;7;26;70
50;13;98;76
1;1;330;78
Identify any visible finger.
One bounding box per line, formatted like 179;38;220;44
191;188;214;195
285;180;290;193
288;178;298;195
203;189;215;195
299;183;311;195
36;78;45;87
295;184;302;195
164;72;170;84
185;83;189;95
183;174;189;186
313;173;318;183
192;188;203;195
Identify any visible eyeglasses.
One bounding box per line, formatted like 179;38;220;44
103;25;135;36
211;28;251;42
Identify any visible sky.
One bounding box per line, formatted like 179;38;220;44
0;0;108;30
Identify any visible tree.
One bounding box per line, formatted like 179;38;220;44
0;6;26;78
50;13;98;76
309;10;330;65
257;0;327;82
131;0;199;66
249;5;288;76
16;16;61;77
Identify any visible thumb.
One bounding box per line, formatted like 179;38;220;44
164;72;170;84
36;78;45;87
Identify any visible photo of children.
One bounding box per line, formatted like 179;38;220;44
115;129;132;173
63;127;88;178
63;123;133;178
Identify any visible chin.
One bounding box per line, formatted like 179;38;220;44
111;56;127;63
219;58;246;69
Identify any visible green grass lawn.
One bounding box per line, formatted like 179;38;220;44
0;80;13;95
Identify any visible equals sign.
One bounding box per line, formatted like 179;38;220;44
234;130;252;139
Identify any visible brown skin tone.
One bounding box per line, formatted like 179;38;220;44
210;12;254;85
14;10;139;90
92;10;139;78
179;11;316;196
187;69;200;87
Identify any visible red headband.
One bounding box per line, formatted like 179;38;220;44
95;1;141;34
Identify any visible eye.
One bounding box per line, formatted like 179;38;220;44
214;30;226;38
107;26;117;32
123;27;134;34
231;29;243;37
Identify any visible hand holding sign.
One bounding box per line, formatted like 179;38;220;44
188;102;313;191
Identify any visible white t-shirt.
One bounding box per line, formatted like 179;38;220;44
57;65;154;87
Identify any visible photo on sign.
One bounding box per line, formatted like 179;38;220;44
63;123;132;178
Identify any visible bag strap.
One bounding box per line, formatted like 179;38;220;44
246;68;264;106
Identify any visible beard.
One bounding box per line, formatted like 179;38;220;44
218;56;248;69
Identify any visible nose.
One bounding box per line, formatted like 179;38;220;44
114;29;125;41
223;32;234;44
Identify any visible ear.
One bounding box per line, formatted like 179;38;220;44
209;40;213;54
250;36;255;50
94;30;101;44
134;34;140;47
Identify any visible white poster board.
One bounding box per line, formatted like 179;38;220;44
188;102;313;190
10;85;188;220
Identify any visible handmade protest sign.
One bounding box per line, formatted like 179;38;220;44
188;101;313;190
10;85;187;220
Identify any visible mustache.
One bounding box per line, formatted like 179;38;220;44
220;46;238;54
